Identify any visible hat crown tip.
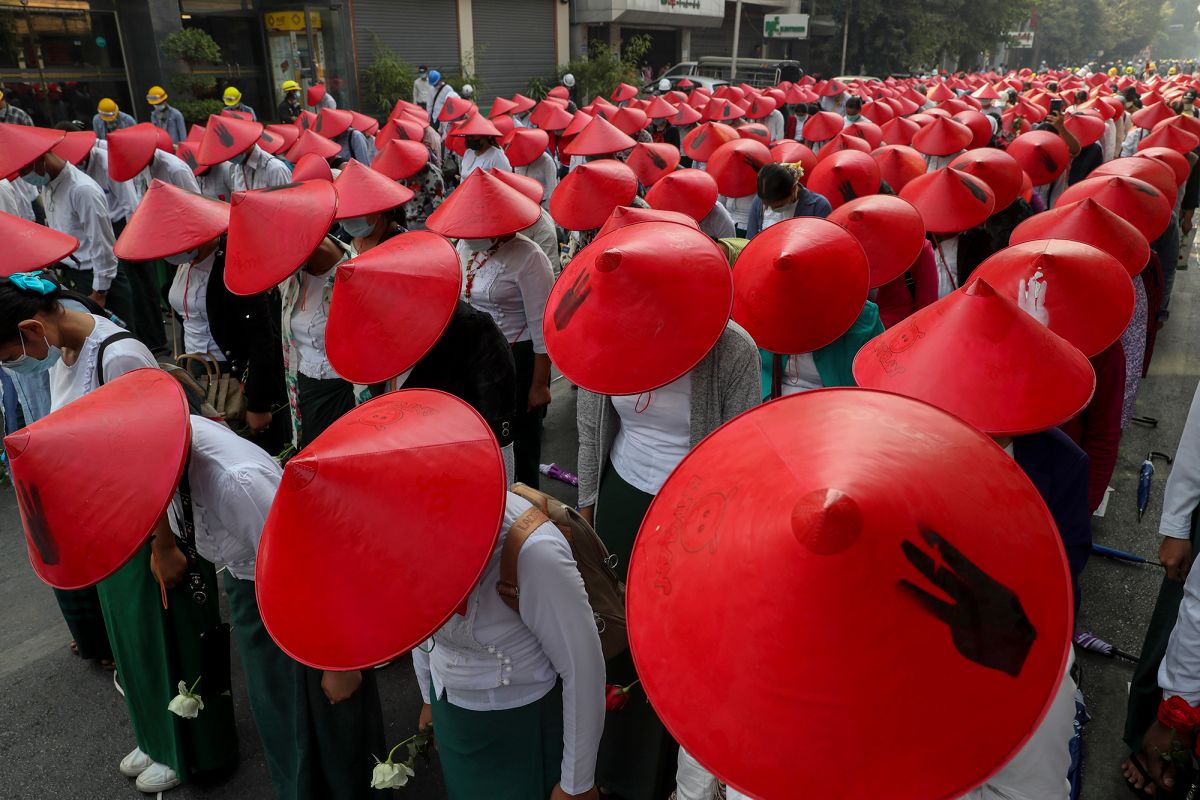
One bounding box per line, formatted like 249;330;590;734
5;430;29;459
596;249;623;273
965;278;995;298
791;488;863;556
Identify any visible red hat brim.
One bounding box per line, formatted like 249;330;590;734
326;232;459;384
561;114;637;156
51;130;96;166
596;206;699;239
880;117;921;146
870;144;926;192
5;369;190;590
106;123;160;182
802;111;844;142
197;114;263;166
612;107;650;135
373;139;429;180
285;129;342;162
503;127;550;167
306;84;326;106
530;101;575;131
259;124;299;155
1063;112;1106;148
627;386;1072;800
225;181;337;296
1056;174;1173;241
644;168;719;222
114;179;230;261
682;122;739;162
544;221;733;395
0;123;65;176
439;97;474;123
549;160;639;231
490;169;545;205
333;159;414;218
256;389;507;670
1137;146;1191;186
626;141;681;186
899;168;995;234
706;139;772;198
292;152;334;182
1006;130;1071;186
952;110;995;149
948;148;1023;211
1010;198;1150;277
806;150;882;209
828;195;926;288
770;141;818;185
854;279;1096;435
1139;124;1200;155
911;116;973;157
1091;157;1179;208
426;168;541;238
0;210;79;275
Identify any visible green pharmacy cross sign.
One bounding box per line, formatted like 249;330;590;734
765;13;810;39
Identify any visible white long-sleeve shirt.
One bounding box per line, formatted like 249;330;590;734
413;76;433;109
412;491;605;795
241;144;292;190
148;148;201;193
461;145;512;177
199;161;240;202
82;141;140;223
457;234;554;354
521;208;561;272
1160;381;1200;540
516;151;559;209
430;85;460;128
1121;127;1148;157
765;109;786;142
0;179;30;219
43;163;118;291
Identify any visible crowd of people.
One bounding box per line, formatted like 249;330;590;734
2;57;1200;800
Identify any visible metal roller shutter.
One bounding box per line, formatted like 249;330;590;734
352;0;460;75
471;0;557;101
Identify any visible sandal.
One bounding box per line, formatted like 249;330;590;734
1124;751;1193;799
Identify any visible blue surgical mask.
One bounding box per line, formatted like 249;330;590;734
3;334;61;375
341;216;375;238
164;248;198;266
21;171;49;187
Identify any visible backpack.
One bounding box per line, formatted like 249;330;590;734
95;331;226;424
497;483;627;660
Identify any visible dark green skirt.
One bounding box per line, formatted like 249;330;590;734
52;586;112;661
96;543;238;782
224;573;385;800
593;461;678;800
430;681;563;800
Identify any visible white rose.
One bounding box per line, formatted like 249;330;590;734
167;680;205;719
370;761;414;789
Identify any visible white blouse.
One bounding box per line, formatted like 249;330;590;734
461;146;512;176
761;200;797;231
609;372;692;494
168;252;225;360
934;235;960;299
457;235;555;354
516;151;559;209
290;268;338;380
722;194;756;228
49;315;157;411
781;353;822;395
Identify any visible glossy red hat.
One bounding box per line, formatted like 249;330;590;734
257;389;506;670
1137;146;1191;187
611;107;650;136
900;168;995;234
843;119;884;149
948;148;1023;211
669;102;703;126
706;139;772;198
969;240;1135;357
815;132;871;161
305;83;326;106
871;144;927;191
561;114;637;157
263;123;301;154
627;386;1071;800
5;369;190;590
510;93;536;115
51;130;97;166
802;111;844;142
1007;130;1070;186
347;110;380;137
880;116;921;146
225;180;337;296
702;98;745;122
1056;174;1173;241
0;123;64;176
503;127;550;167
196;114;263;166
952;109;994;149
333;159;414;219
450;112;503;139
1091;157;1179;208
373;139;429;180
544;221;732;394
489;97;517;118
733;217;870;354
1063;111;1105;148
106;123;160;182
0;211;78;275
1010;199;1150;277
285;129;342;162
292;152;334;182
626;141;681;186
682;122;739;161
550;160;639;231
854;280;1095;435
911;116;973;157
771;141;818;183
1138;123;1200;155
531;100;574;131
438;96;474;123
643;95;679;120
326;232;460;384
114;180;230;261
595;206;699;239
828;195;926;288
426;168;541;238
645;168;719;222
1131;101;1175;130
806;150;881;210
174;142;208;177
611;82;639;103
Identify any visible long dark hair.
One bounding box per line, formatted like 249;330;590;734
0;276;64;345
757;163;799;204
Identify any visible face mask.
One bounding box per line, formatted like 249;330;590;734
287;92;299;103
3;333;61;375
229;150;249;166
845;113;861;123
341;216;375;238
21;171;49;187
105;121;118;132
164;248;199;266
465;137;486;151
464;238;494;252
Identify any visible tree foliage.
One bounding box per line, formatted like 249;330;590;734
359;34;416;115
558;34;652;104
161;28;224;123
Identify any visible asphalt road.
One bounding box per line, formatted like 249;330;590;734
0;267;1196;799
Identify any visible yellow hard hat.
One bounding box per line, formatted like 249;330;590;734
1125;66;1135;75
1170;66;1179;75
98;97;119;120
223;86;242;106
282;80;300;93
146;86;168;105
0;88;5;102
1108;67;1118;76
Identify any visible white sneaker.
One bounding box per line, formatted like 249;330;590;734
135;762;181;793
119;747;153;778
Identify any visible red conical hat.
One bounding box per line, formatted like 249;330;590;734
291;152;334;182
174;142;208;177
261;124;300;154
815;132;871;161
843;119;883;149
871;144;927;191
1007;130;1070;186
706;139;772;198
186;124;205;143
0;123;64;176
306;84;326;106
225;181;337;296
1010;199;1150;277
285;129;341;162
596;206;699;239
899;168;995;234
373;139;429;180
196;114;263;166
611;107;650;136
802;111;844;142
257;389;506;670
438;96;474;123
544;221;732;395
771;141;818;184
880;116;921;146
736;123;771;146
489;97;518;119
1131;101;1175;130
626;141;681;186
1063;111;1106;148
806;150;881;209
106;123;160;181
1056;174;1173;240
611;82;639;103
682;122;739;161
490;169;545;205
385;116;426;143
294;109;319;132
348;110;380;136
5;369;190;590
952;110;994;149
828;195;926;288
911;116;973;157
510;93;536;114
550;160;639;231
0;211;78;275
627;386;1072;800
503;127;550;167
114;180;230;261
948;148;1023;211
669;102;703;126
644;95;679;119
968;240;1135;357
1137;146;1191;186
1091;157;1179;208
927;82;956;102
561;114;637;156
531;100;575;131
326;232;460;384
861;99;895;125
561;110;594;138
333;159;414;218
51;130;97;166
426;168;541;238
449;112;504;139
645;168;719;222
732;217;870;354
1138;123;1200;155
854;280;1095;435
745;95;777;120
702;98;746;122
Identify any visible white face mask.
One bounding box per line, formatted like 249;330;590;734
341;216;375;238
464;238;494;252
164;248;199;266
